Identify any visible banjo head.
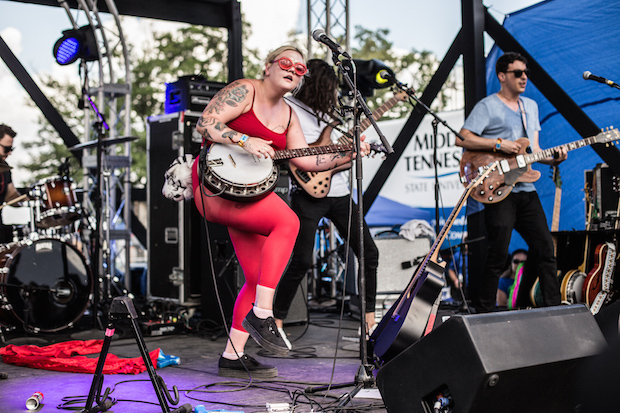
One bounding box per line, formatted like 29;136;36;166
204;144;280;201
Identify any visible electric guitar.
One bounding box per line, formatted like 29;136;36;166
288;90;409;197
459;127;620;204
560;186;594;304
202;141;384;202
582;176;619;313
370;161;499;364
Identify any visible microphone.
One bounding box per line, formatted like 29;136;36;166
311;29;351;59
375;70;391;85
583;71;620;88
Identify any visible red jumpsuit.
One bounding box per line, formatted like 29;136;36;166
192;100;300;332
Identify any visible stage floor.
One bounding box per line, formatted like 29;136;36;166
0;311;387;413
1;302;617;413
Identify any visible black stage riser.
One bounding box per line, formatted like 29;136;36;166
376;305;606;413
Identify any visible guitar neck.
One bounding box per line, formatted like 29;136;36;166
426;175;482;264
392;162;498;316
521;129;618;166
551;186;561;232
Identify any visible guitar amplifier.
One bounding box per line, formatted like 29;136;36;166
165;75;226;114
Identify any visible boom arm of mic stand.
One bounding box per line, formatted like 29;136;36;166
391;77;466;142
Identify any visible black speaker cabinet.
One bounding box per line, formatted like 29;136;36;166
376;305;606;413
147;111;210;304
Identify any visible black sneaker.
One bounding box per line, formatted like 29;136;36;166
218;354;278;379
242;309;290;356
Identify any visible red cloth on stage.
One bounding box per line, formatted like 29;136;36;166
0;339;160;374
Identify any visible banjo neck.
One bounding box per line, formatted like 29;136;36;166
272;143;353;161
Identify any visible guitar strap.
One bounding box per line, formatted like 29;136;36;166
518;98;528;138
284;96;351;139
518;98;533;154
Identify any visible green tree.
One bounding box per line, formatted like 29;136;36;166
349;25;458;119
22;22;454;185
23;18;261;186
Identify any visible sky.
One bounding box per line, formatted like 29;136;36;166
0;0;542;186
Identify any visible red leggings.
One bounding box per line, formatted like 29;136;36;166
193;160;300;331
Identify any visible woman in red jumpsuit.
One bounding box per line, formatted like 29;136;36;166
193;45;369;378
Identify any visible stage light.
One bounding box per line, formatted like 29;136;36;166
341;59;395;97
53;25;98;65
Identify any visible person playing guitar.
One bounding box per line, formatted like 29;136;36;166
455;52;567;313
273;59;406;347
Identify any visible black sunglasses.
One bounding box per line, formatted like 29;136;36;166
0;144;14;152
513;259;525;264
506;69;530;78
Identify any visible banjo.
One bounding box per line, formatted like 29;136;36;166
202;141;382;202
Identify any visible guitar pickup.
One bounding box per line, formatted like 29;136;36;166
295;169;311;183
499;159;510;174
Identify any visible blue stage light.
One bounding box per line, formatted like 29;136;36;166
53;26;98;65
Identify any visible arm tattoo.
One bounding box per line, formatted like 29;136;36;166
314;152;348;170
197;116;215;128
207;82;249;115
223;131;239;142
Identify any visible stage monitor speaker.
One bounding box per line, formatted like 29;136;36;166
376;305;606;413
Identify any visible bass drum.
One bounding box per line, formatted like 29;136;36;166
0;238;92;333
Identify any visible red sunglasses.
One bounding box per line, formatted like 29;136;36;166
271;57;308;76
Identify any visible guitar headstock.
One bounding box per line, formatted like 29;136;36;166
394;88;413;102
551;165;562;189
595;126;620;146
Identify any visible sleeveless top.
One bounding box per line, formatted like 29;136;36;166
192;84;292;192
220;86;291;150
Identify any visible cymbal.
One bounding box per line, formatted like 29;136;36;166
69;136;138;151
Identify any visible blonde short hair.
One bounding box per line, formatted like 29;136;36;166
264;45;306;68
263;45;307;93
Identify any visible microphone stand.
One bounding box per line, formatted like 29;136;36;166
320;52;393;408
389;76;466;235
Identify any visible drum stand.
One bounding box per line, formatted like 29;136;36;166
80;296;184;413
83;101;128;329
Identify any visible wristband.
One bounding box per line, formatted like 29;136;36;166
238;134;249;147
493;138;502;152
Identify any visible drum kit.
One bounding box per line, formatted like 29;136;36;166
0;174;92;334
0;136;137;335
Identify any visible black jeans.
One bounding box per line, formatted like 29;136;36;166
477;191;560;312
273;191;379;319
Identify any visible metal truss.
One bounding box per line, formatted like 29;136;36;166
56;0;133;299
306;0;350;58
